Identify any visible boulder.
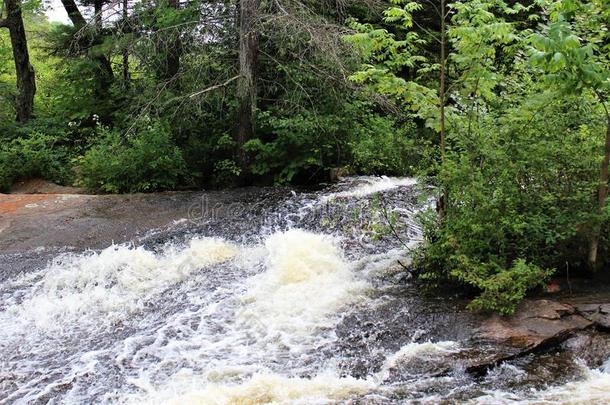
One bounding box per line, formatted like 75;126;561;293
573;302;610;329
465;299;592;375
478;300;591;349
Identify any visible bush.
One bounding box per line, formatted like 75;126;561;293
245;110;344;184
245;101;422;184
350;116;423;176
466;260;553;315
0;132;72;191
416;95;604;314
78;122;188;193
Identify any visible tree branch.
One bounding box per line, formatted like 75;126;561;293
189;75;240;98
60;0;87;28
0;18;9;28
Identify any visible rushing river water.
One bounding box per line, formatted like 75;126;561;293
1;177;609;404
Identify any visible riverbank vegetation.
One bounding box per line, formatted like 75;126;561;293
0;0;608;313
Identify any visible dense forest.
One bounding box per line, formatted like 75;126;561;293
0;0;608;313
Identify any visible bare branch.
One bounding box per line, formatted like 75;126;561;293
189;75;240;98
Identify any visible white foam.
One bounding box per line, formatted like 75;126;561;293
112;230;371;404
126;370;375;405
323;176;417;201
1;237;238;329
238;229;368;343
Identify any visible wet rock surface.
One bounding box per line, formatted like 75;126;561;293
462;299;594;375
335;288;610;385
572;302;610;330
0;188;291;273
477;299;592;349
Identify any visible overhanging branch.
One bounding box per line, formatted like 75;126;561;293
189;75;240;98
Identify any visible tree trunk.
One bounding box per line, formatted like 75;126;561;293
2;0;36;122
236;0;259;173
60;0;87;28
589;102;610;270
437;0;447;218
94;0;103;30
122;0;129;86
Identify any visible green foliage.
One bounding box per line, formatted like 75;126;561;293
213;159;242;185
245;99;416;184
350;0;610;313
417;93;602;313
2;0;413;191
345;2;439;129
467;260;553;315
0;132;72;191
245;111;337;184
78;122;188;193
350;116;422;175
529;12;609;92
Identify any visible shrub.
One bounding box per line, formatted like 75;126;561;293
416;95;603;314
245;101;422;184
78;122;188;193
0;132;72;191
350;116;422;176
245;110;342;184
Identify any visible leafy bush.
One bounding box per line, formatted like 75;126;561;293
245;110;343;184
350;115;424;176
0;132;72;191
467;260;553;315
246;101;420;184
78;122;188;193
416;95;604;314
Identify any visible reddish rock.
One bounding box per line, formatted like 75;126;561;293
478;300;592;349
464;299;593;375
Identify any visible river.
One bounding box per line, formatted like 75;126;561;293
0;177;608;404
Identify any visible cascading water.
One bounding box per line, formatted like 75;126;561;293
0;176;609;404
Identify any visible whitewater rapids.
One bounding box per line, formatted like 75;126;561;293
0;176;609;404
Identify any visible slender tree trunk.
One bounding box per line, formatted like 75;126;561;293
122;0;129;86
236;0;259;173
60;0;87;28
437;0;447;218
2;0;36;122
94;0;103;29
589;99;610;270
